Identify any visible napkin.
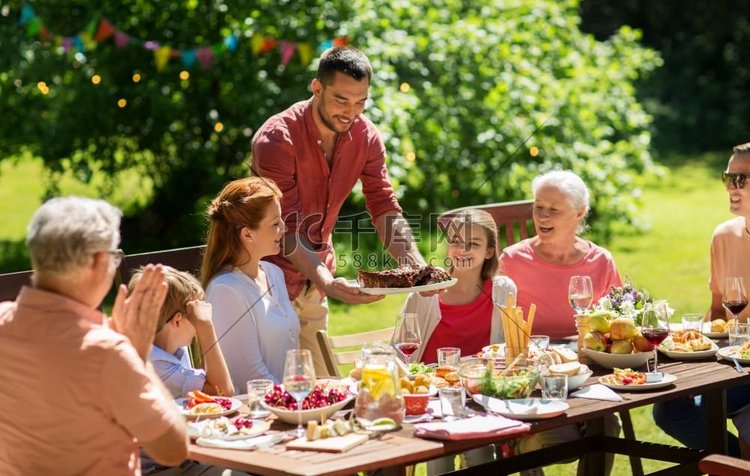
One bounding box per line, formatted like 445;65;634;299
413;415;530;441
570;384;623;402
195;432;286;450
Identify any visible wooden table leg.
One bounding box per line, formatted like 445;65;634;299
704;388;728;455
582;416;605;474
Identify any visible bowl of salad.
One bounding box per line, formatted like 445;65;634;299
459;359;539;399
261;383;354;425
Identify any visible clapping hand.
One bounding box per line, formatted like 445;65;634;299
111;264;168;361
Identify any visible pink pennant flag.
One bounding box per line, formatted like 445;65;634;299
279;41;296;65
114;30;130;48
197;47;213;69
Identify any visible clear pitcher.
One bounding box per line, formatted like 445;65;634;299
354;343;405;424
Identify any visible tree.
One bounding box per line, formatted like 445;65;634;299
0;0;349;250
0;0;658;258
343;0;661;242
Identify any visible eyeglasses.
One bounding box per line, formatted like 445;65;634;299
107;249;124;266
722;172;748;189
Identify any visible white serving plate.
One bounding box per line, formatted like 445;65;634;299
599;373;677;391
563;369;594;390
355;278;458;296
658;334;718;360
717;345;750;364
582;348;653;370
187;417;270;441
473;395;569;420
176;397;242;419
260;395;354;425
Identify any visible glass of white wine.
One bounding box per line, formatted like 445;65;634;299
282;349;315;438
568;275;593;314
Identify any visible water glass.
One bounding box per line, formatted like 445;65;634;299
729;323;750;347
681;313;704;333
541;374;568;401
530;335;550;353
246;379;273;418
438;387;465;420
437;347;461;368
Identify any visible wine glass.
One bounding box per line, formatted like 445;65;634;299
723;276;748;326
392;313;422;364
568;275;593;314
641;302;670;376
282;349;315;438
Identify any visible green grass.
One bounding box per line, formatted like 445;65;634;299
0;152;733;474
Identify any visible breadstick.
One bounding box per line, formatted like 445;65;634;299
526;304;536;335
507;292;515;309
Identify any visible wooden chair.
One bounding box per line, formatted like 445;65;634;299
439;200;644;476
437;199;535;249
118;244;206;284
700;454;750;475
316;328;395;378
0;270;33;302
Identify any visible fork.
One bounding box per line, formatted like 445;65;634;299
732;356;745;373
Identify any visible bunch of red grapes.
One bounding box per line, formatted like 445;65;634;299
232;417;254;430
264;384;348;410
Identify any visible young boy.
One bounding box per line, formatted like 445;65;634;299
129;266;234;398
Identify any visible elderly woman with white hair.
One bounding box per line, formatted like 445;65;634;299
500;169;622;341
500;170;622;476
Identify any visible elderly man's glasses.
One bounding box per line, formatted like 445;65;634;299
722;172;748;189
107;249;124;266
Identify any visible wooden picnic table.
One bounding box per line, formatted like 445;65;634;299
187;356;750;476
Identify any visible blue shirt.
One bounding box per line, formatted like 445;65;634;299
149;345;206;398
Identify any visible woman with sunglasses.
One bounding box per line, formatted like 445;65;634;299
654;142;750;459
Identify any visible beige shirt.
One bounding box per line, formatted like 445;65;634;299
0;287;182;476
710;216;750;320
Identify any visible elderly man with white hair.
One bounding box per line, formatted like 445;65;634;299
0;196;188;476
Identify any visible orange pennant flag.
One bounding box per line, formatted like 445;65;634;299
154;46;172;71
94;19;115;42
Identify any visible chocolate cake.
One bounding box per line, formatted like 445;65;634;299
357;265;450;288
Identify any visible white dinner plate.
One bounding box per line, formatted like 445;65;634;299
355;278;458;296
176;397;242;419
472;395;569;421
717;346;750;364
598;373;677;391
658;335;719;360
187;417;270;441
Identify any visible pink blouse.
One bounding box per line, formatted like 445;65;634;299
499;239;622;340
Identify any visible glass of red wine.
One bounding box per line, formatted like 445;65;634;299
722;277;748;327
641;302;670;376
392;312;422;365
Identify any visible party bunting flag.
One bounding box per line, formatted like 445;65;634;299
297;42;313;66
154;46;171;71
94;19;115;42
15;5;348;72
197;47;213;69
181;49;197;68
279;41;296;65
114;30;130;48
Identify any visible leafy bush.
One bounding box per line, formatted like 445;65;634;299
344;0;662;242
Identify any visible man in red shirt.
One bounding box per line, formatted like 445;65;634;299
252;46;426;373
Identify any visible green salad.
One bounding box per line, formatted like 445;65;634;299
478;369;537;399
408;362;435;375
